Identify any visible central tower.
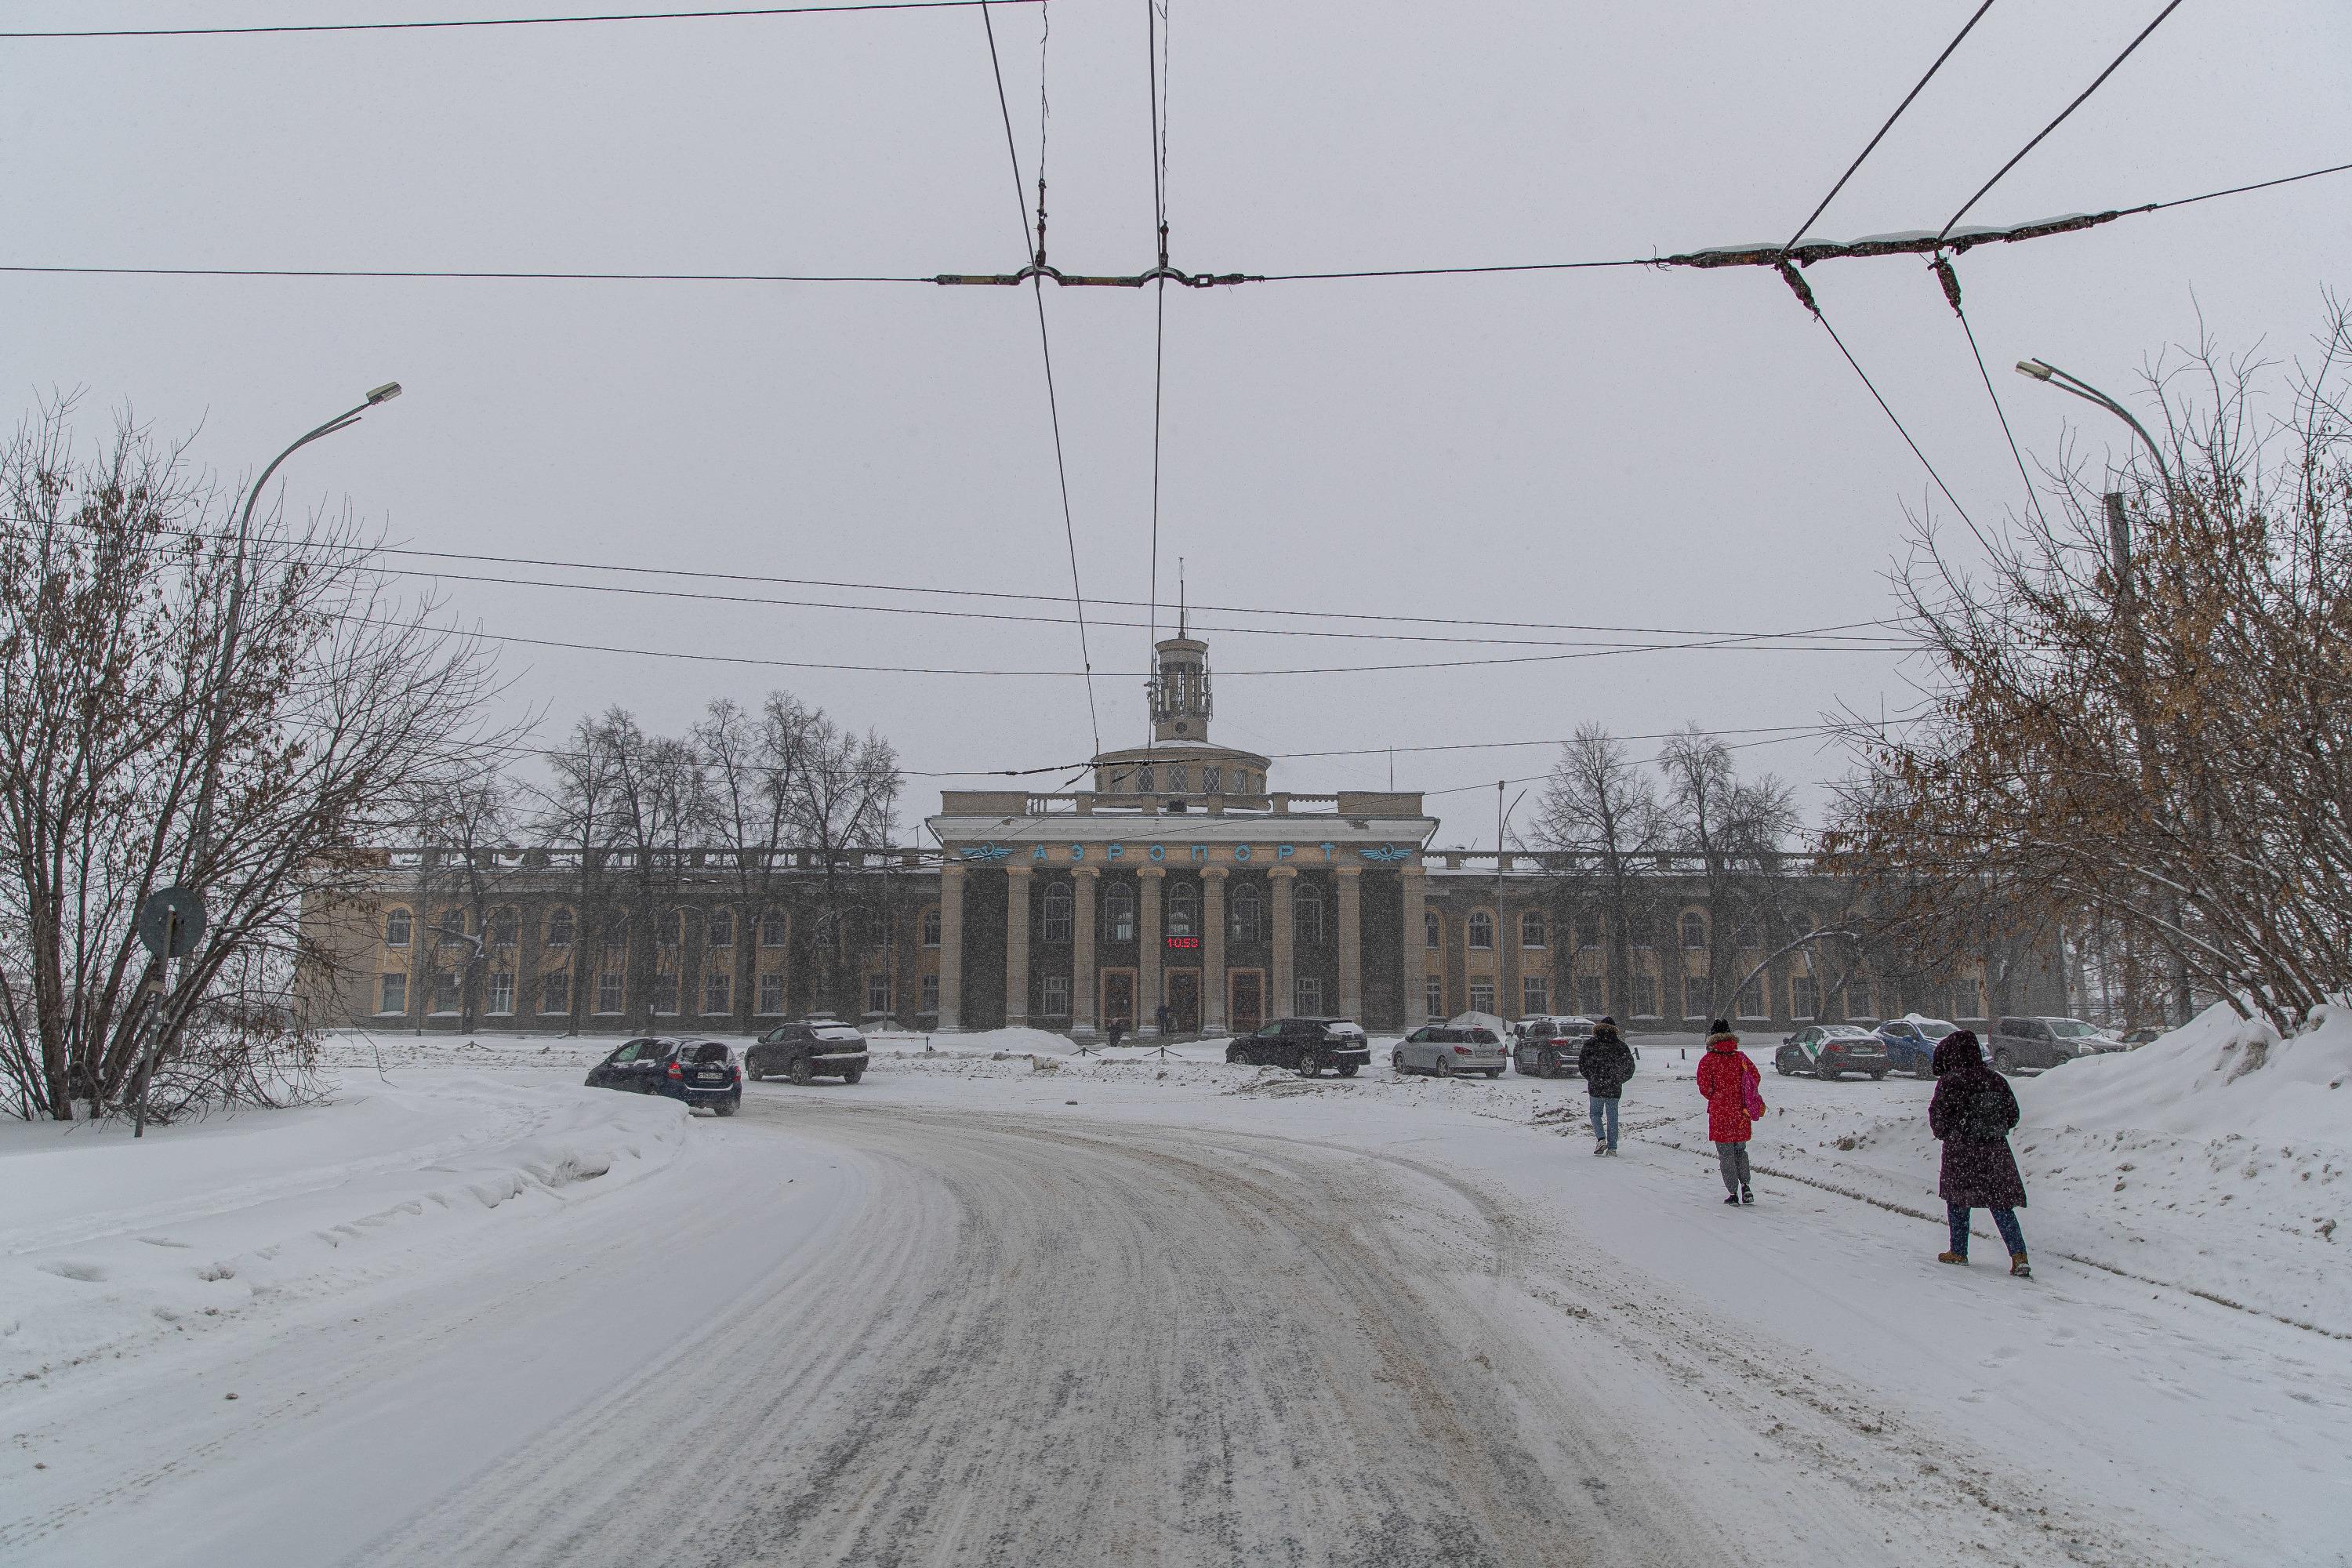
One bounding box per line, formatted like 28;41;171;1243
1146;626;1213;742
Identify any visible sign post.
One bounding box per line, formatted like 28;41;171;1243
131;885;206;1138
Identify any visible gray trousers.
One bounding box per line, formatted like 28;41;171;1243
1715;1142;1751;1194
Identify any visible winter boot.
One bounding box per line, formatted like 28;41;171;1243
1740;1185;1755;1205
1936;1251;1967;1265
1595;1142;1607;1156
2009;1253;2031;1279
1722;1192;1742;1206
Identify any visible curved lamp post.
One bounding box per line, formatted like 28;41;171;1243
134;382;403;1135
2013;358;2174;501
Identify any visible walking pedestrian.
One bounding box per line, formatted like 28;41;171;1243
1105;1017;1127;1050
1578;1016;1635;1155
1693;1019;1762;1206
1929;1030;2031;1277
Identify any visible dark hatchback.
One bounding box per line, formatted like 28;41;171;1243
1226;1017;1370;1077
586;1037;742;1114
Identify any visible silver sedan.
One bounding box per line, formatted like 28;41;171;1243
1393;1025;1507;1079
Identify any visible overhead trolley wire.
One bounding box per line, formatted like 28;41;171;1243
1937;0;2187;241
0;0;1043;41
1145;0;1171;661
1784;0;1998;251
982;0;1102;753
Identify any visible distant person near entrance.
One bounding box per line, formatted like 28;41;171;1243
1105;1017;1127;1050
1579;1017;1635;1155
1155;1003;1173;1038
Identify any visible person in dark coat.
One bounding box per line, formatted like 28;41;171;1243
1929;1030;2031;1276
1578;1018;1636;1155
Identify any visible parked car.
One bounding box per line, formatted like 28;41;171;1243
1989;1016;2124;1074
1226;1017;1370;1077
1874;1016;1959;1078
1512;1015;1595;1078
746;1018;870;1085
1394;1023;1508;1079
586;1036;742;1113
2118;1026;2165;1047
1775;1024;1891;1080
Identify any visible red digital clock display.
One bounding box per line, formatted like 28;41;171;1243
1165;935;1201;950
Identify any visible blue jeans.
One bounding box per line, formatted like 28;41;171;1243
1588;1095;1619;1149
1947;1202;2025;1258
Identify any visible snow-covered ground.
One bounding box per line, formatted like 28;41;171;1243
2;1018;2344;1565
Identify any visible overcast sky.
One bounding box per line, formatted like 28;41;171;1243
5;0;2348;846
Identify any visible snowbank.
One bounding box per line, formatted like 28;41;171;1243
2019;999;2352;1142
0;1076;689;1383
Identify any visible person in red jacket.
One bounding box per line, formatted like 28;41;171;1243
1693;1019;1762;1205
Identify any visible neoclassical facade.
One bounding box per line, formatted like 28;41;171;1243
299;631;2045;1036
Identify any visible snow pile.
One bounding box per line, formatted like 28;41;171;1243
0;1076;689;1383
2019;1000;2352;1142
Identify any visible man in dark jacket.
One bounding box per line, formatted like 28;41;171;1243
1578;1017;1636;1155
1929;1030;2031;1276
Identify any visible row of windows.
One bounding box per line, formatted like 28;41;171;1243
380;968;938;1018
1426;910;1796;953
1040;880;1328;943
384;906;946;952
1415;972;1987;1023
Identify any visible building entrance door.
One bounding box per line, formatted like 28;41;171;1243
1166;971;1200;1034
1229;971;1265;1034
1101;970;1136;1035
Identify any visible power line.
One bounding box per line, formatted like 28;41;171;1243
0;0;1042;41
1938;0;2187;241
0;263;931;284
2146;158;2352;212
1145;0;1171;674
1784;0;1998;251
1933;255;2047;529
985;0;1102;753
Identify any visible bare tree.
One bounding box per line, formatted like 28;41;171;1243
1826;300;2352;1031
693;695;804;1029
1658;725;1798;1020
777;705;902;1018
405;769;521;1032
0;398;505;1120
1532;726;1664;1020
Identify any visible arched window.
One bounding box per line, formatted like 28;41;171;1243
1042;880;1073;942
384;907;412;948
1681;911;1708;950
659;909;684;948
1104;881;1136;942
545;906;575;947
488;906;519;949
601;922;627;959
921;906;942;947
760;909;787;948
1520;910;1547;949
1294;882;1325;943
437;907;465;942
1467;909;1494;950
1425;909;1441;950
707;909;735;949
1167;880;1198;938
1229;882;1261;942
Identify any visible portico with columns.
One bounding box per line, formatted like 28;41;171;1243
926;627;1437;1036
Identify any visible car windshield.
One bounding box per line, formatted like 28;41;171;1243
2045;1020;2102;1039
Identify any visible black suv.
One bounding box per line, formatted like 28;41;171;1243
1512;1017;1595;1078
1226;1017;1370;1077
746;1019;870;1085
586;1037;741;1114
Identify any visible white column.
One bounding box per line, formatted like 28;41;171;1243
1337;865;1364;1023
1138;865;1165;1035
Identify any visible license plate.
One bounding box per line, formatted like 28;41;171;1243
696;1072;725;1083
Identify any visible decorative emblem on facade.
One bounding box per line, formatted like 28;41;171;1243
1359;845;1413;863
958;844;1012;862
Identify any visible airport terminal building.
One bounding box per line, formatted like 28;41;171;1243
300;632;2049;1036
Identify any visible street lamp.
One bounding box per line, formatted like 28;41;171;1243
2013;358;2173;498
132;382;405;1134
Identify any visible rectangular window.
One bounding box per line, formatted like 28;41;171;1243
760;912;787;948
1041;974;1071;1018
1522;975;1548;1015
921;972;939;1015
1577;974;1604;1016
1169;765;1189;791
486;971;515;1016
1632;973;1659;1018
1295;975;1324;1014
1468;912;1494;950
431;971;459;1014
597;968;623;1014
707;909;734;949
866;974;891;1016
757;971;786;1015
651;972;679;1016
1521;912;1547;949
922;907;941;947
1791;975;1819;1021
1737;978;1766;1019
703;970;732;1016
379;973;407;1014
1468;980;1495;1014
1203;766;1221;793
539;970;571;1015
1425;975;1444;1020
1684;976;1709;1019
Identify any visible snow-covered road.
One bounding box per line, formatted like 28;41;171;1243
6;1040;2345;1566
